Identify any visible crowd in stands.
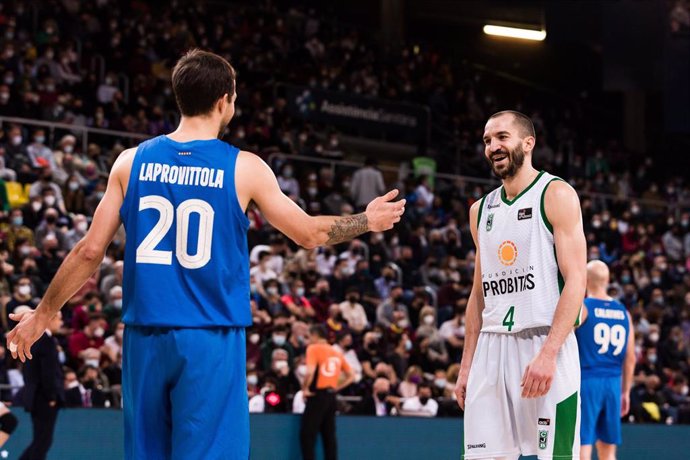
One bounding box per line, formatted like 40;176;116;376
0;0;688;423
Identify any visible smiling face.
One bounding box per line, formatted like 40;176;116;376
482;113;535;180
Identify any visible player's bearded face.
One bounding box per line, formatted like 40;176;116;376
487;142;525;179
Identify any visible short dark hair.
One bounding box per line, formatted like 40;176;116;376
171;49;236;117
488;110;535;138
309;324;327;339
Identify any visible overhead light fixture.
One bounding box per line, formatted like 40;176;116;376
483;25;546;41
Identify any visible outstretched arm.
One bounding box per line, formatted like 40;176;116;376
521;181;587;398
7;149;135;362
236;152;405;248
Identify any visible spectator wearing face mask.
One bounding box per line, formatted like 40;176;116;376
358;331;386;381
34;208;67;251
2;209;34;252
29;168;65;212
399;366;423;399
62;172;86;214
26;129;57;171
64;213;89;251
401;382;438;417
84;179;106;216
277;163;300;199
415;306;449;372
68;314;106;366
389;333;413;380
103;322;124;364
20;196;45;230
376;284;410;332
260;325;295;371
339;287;369;335
333;332;363;385
439;304;466;363
250;251;278;288
309;278;333;323
71;291;104;331
281;279;316;320
36;234;65;283
249;376;288;414
103;286;123;331
259;279;285;316
64;365;109;408
4;276;37;329
352;377;398;416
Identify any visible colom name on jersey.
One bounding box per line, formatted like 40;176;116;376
482;266;536;297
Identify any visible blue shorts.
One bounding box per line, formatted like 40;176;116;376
123;326;249;460
580;375;622;446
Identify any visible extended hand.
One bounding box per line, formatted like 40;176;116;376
521;351;557;398
365;190;406;232
6;309;50;362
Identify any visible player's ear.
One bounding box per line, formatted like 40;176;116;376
217;94;228;114
522;135;535;153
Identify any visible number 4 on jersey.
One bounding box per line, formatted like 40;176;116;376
503;306;515;332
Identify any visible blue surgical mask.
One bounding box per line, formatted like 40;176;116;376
12;216;23;226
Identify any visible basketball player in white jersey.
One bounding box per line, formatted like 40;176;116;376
455;111;587;459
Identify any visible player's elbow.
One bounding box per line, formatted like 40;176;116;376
77;241;105;262
296;233;319;250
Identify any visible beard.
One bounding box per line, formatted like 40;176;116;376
486;143;526;179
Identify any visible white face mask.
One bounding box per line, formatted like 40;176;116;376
434;378;447;389
423;315;435;325
76;221;88;233
31;201;42;212
85;359;100;368
69;181;80;192
297;364;308;377
58;351;66;364
66;380;79;389
44;196;56;206
112;299;122;309
274;360;288;371
18;285;31;296
247;375;258;386
63;145;74;153
249;333;260;344
93;327;104;338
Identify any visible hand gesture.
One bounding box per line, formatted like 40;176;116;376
365;190;406;232
521;351;557;398
6;309;50;362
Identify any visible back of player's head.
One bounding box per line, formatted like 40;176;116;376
309;324;327;339
488;110;536;139
172;49;236;117
586;260;610;288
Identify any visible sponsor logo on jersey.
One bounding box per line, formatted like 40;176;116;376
538;418;550;426
498;240;518;266
486;213;494;232
487;203;501;209
482;272;536;297
517;207;533;220
467;443;486;450
539;430;548;449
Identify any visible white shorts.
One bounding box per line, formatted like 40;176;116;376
463;328;580;460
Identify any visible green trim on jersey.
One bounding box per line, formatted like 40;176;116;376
539;177;565;234
476;194;487;231
553;391;578;458
500;170;545;206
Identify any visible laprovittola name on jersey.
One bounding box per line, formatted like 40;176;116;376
482;267;536;297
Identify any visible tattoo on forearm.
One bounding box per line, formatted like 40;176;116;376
326;213;368;245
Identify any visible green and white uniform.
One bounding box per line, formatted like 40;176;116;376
463;171;580;460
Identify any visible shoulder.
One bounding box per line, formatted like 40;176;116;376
543;178;578;203
543;179;581;226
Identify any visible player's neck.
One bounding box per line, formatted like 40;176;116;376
587;289;612;301
167;116;221;142
501;166;539;200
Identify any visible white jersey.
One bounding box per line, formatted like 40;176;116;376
476;170;563;333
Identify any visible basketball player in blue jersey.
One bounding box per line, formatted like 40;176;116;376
6;49;405;460
575;261;635;460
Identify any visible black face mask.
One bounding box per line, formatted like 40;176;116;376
347;295;359;303
376;391;388;401
83;380;95;390
46;215;57;224
419;396;430;405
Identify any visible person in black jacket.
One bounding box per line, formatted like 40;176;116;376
19;311;64;460
352;377;398;416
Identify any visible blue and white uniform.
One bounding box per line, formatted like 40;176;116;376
120;135;250;459
575;297;630;446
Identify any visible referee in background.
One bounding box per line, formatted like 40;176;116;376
300;325;354;460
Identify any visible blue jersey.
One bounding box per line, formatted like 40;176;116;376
119;135;251;327
575;297;630;378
